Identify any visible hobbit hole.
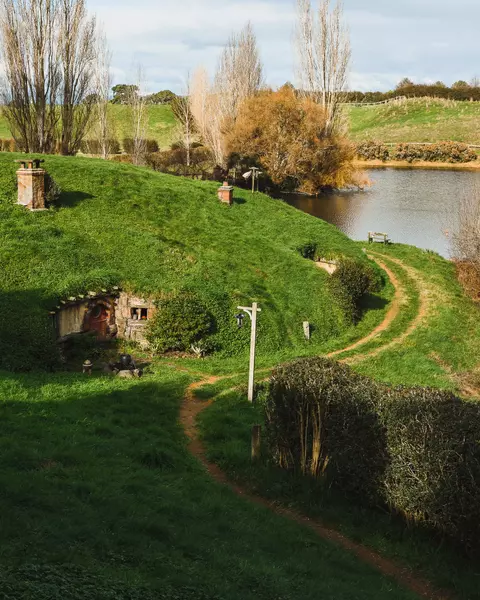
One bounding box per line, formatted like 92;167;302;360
53;291;156;349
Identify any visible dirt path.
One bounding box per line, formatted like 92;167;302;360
328;256;404;358
178;252;453;599
180;381;451;600
342;253;433;365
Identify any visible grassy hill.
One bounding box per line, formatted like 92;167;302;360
0;154;422;599
348;98;480;144
0;153;385;371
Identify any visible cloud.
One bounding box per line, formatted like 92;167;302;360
90;0;480;93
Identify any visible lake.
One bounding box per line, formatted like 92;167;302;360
282;168;480;257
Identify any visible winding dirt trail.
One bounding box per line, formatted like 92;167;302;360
178;253;453;600
342;253;433;365
327;256;404;358
180;380;451;600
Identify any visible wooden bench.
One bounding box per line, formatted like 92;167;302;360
368;231;390;245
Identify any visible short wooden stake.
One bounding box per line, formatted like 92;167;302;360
251;425;261;461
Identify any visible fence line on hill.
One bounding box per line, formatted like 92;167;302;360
342;96;408;107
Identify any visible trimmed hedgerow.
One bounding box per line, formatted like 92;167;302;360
266;358;387;502
266;357;480;553
122;138;159;154
79;139;121;155
146;292;214;354
355;140;390;162
393;142;477;164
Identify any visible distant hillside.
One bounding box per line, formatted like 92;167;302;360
1;98;479;149
0;105;178;150
348;98;480;144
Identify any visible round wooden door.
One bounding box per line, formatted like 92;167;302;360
86;304;109;337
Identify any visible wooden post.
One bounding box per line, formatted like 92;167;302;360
237;302;262;403
251;425;261;461
248;302;258;403
303;321;311;340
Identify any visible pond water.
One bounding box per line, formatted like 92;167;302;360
282;169;480;257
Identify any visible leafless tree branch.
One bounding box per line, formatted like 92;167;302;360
295;0;351;135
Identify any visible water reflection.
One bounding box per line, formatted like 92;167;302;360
282;169;480;257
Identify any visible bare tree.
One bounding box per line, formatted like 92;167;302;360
295;0;351;135
0;0;101;155
128;65;147;165
58;0;97;154
0;0;61;153
214;21;263;126
452;185;480;274
171;76;196;167
190;66;224;167
91;30;113;158
189;23;263;168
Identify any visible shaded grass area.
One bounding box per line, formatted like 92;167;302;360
348;99;480;144
199;390;480;600
0;367;418;599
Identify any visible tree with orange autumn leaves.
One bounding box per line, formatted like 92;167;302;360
227;86;361;193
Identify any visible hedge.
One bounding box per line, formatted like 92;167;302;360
355;141;477;164
266;357;480;553
79;139;121;155
355;140;390;162
122;138;159;154
345;84;480;103
393;142;477;164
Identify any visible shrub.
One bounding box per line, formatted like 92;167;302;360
79;139;121;155
0;138;18;152
355;140;390;162
266;358;387;501
146;292;214;354
145;139;159;153
111;154;133;164
393;142;477;164
266;357;480;553
328;258;376;323
297;241;318;260
381;386;480;551
122;137;134;154
122;138;158;154
146;147;214;177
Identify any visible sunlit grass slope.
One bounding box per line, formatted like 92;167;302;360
348;98;480;144
0;152;381;370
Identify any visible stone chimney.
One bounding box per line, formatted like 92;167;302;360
15;158;46;211
218;181;234;205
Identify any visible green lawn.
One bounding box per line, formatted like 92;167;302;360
1;154;479;598
198;243;480;600
101;104;178;148
348;98;480;144
0;152;388;372
0;366;418;599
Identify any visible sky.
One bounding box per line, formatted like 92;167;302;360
92;0;480;94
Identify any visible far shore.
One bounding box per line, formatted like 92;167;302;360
354;159;480;171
